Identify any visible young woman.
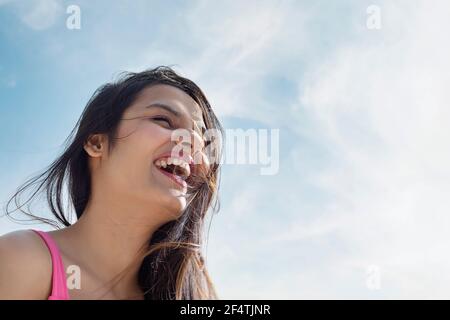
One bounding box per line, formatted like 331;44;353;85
0;66;223;300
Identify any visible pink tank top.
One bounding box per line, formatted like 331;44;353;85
32;230;70;300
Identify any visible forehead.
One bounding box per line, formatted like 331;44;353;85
131;84;204;122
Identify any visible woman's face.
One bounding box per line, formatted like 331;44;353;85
90;84;208;220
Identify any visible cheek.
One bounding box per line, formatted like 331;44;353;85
116;121;170;156
140;122;172;145
106;123;187;213
133;124;173;160
110;123;171;184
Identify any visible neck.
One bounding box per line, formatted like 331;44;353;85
61;189;172;298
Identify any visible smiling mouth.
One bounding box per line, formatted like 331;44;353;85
155;165;187;189
153;156;191;190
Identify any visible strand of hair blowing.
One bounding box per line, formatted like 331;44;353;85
3;66;223;300
139;167;220;299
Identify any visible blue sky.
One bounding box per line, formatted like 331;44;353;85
2;0;450;299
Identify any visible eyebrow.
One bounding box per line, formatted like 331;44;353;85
145;103;182;118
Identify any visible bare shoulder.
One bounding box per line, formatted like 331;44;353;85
0;229;52;299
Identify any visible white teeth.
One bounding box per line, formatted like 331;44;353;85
183;163;191;177
155;157;190;179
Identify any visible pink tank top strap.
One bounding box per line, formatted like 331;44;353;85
32;230;70;300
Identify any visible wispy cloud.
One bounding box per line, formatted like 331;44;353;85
205;0;450;299
24;0;62;30
284;0;450;298
11;0;63;30
2;0;450;299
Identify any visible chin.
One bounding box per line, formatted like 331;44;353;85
159;190;187;218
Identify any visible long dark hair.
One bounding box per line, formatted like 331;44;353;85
3;66;223;299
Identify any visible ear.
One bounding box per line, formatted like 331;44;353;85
84;134;107;158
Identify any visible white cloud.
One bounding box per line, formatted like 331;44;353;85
207;0;450;299
3;0;450;299
19;0;62;30
184;0;309;120
125;0;309;122
285;0;450;298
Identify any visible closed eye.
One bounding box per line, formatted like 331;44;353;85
151;116;172;128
